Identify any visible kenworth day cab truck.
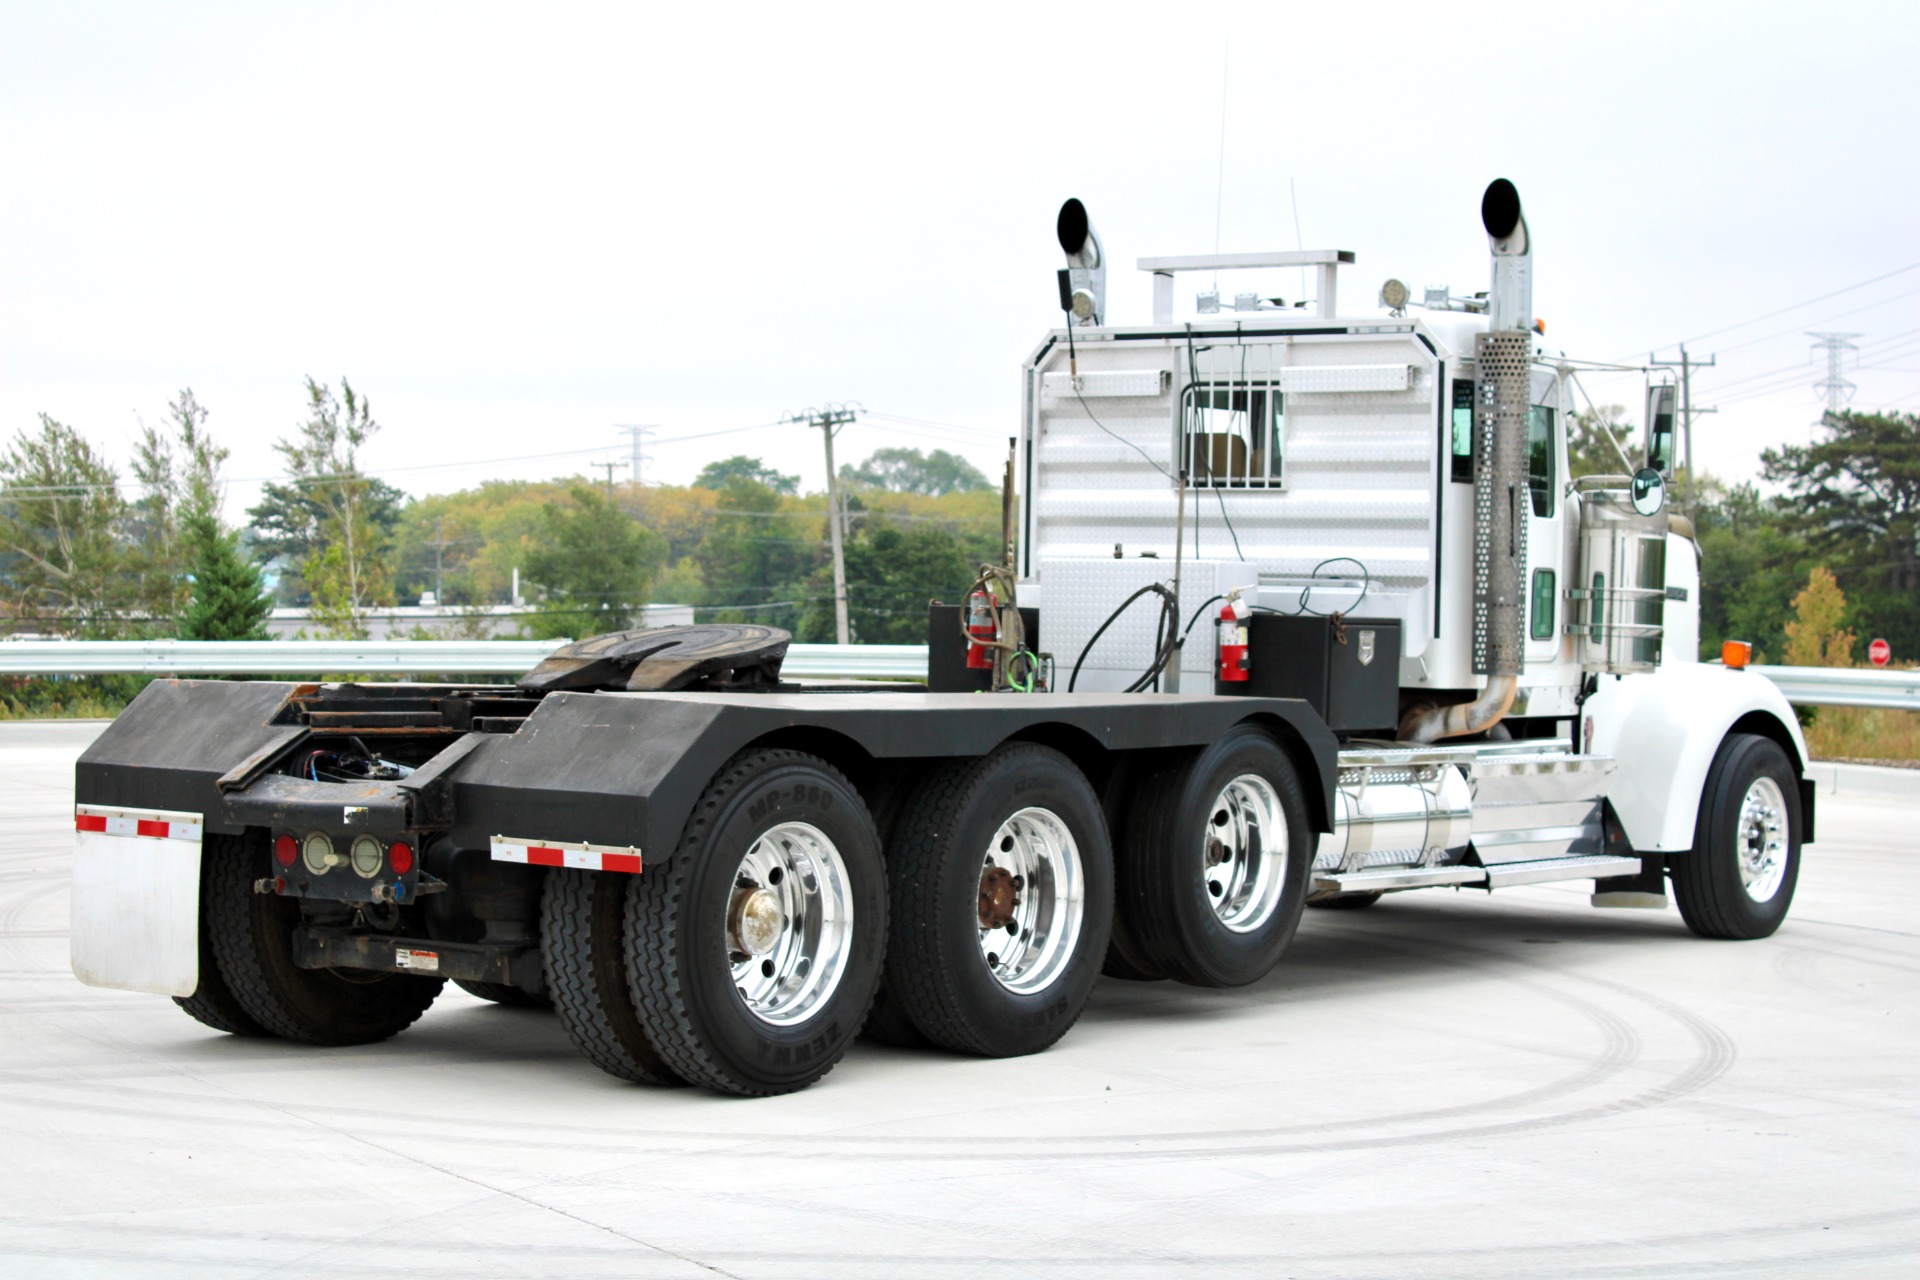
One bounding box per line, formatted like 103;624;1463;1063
71;181;1812;1096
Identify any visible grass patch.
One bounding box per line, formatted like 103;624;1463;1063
1803;704;1920;765
0;675;153;721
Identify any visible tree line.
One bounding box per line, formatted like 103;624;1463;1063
0;378;1003;650
4;378;1914;668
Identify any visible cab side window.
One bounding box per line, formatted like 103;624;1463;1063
1527;405;1556;517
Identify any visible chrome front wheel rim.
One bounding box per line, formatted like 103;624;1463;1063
1736;776;1789;903
976;807;1084;995
726;821;853;1026
1205;773;1289;932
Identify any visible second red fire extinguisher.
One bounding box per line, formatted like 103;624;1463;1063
1217;596;1250;683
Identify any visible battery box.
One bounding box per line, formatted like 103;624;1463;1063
1215;613;1401;735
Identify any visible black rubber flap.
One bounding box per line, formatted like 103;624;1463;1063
516;624;790;694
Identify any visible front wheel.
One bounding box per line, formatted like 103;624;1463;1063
624;750;886;1096
1671;733;1802;940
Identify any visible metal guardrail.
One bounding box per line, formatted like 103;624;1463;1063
0;641;1914;708
0;639;929;680
1750;664;1920;711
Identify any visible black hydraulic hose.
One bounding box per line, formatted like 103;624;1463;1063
1069;582;1179;693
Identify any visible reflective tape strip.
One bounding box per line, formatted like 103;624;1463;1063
490;836;642;875
74;806;203;842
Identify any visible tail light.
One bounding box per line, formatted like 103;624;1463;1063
389;840;415;875
273;834;298;868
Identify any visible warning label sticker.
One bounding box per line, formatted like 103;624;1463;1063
394;948;440;973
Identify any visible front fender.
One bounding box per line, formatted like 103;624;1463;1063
1583;666;1808;852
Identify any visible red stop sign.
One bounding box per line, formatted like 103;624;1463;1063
1868;637;1891;667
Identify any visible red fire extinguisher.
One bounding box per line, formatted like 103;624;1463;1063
1217;596;1250;683
965;588;998;670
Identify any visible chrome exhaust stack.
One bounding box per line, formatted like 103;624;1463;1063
1055;198;1106;326
1402;180;1533;743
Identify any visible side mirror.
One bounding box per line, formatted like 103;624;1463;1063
1630;467;1666;518
1645;384;1677;474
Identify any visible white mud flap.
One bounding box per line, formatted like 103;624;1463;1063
70;805;205;997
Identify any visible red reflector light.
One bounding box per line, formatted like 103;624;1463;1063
389;841;415;875
274;834;298;867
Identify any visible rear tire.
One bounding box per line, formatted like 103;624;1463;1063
542;868;682;1085
1672;733;1801;940
1116;727;1312;987
625;750;886;1096
884;744;1113;1057
173;834;268;1036
206;831;443;1046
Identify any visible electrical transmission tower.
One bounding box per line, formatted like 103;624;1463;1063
615;424;655;485
1807;332;1861;421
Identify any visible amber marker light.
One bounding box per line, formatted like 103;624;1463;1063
1721;640;1753;669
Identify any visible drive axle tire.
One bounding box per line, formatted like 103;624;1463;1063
454;979;549;1009
206;832;443;1046
625;750;886;1096
885;743;1114;1058
1116;726;1312;988
542;868;682;1085
1672;733;1802;940
174;835;269;1036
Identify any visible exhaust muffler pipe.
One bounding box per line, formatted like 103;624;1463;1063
1056;198;1106;326
1402;179;1533;744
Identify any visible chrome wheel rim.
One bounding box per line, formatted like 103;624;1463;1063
1206;774;1289;932
976;807;1084;995
726;821;853;1027
1736;776;1789;903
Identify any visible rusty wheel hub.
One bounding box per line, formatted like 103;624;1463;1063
978;865;1022;930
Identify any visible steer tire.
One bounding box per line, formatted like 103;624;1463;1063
173;835;269;1037
206;832;443;1046
1116;726;1312;988
453;979;550;1009
884;744;1114;1058
542;868;682;1085
1671;733;1802;941
625;750;887;1096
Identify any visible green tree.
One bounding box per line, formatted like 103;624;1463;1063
693;476;816;629
796;518;982;642
841;446;991;497
178;512;273;640
251;378;400;635
1762;409;1920;656
1692;476;1813;662
695;456;799;494
520;485;665;640
1566;405;1638;480
0;415;130;636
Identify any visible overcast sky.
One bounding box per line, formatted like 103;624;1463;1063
3;2;1916;524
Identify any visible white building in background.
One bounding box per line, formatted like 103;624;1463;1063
265;601;695;641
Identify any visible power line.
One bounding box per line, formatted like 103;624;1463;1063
1640;260;1920;357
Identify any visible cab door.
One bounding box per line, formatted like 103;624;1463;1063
1522;369;1568;667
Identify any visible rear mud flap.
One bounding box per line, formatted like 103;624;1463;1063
70;805;204;996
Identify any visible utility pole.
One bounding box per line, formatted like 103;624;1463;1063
615;424;655;486
783;404;860;646
591;460;626;498
1806;332;1861;422
1650;344;1716;516
430;516;447;605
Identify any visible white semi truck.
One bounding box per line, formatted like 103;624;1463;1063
71;180;1810;1095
